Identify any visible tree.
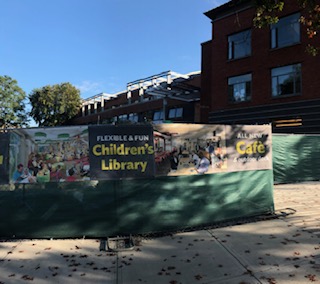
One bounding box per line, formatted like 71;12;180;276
0;75;28;129
29;82;81;127
253;0;320;55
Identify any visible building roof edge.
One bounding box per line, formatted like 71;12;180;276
204;0;253;21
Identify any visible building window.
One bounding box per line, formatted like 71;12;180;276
228;30;251;60
118;114;128;121
153;110;164;121
271;13;300;49
128;113;139;122
168;108;183;119
271;64;301;97
228;74;252;103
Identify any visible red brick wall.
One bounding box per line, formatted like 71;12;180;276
200;40;212;122
201;1;320;114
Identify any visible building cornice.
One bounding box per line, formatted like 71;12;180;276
204;0;252;22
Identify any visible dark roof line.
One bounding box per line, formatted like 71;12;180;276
204;0;252;21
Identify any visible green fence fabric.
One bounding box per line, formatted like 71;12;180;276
0;170;273;239
116;170;274;235
3;133;320;239
272;134;320;184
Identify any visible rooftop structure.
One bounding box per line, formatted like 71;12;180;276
71;70;201;125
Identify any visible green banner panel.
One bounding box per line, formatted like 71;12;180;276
0;170;273;239
0;181;117;239
0;133;10;184
272;134;320;184
115;170;274;235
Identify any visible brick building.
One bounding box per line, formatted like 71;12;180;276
201;0;320;133
70;71;201;125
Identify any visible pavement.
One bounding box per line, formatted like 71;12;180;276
0;182;320;284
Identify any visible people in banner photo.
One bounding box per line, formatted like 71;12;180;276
36;162;51;183
12;164;24;183
190;150;200;168
212;147;225;168
196;151;210;174
66;168;77;182
169;151;179;171
12;164;37;183
50;164;63;182
206;142;214;158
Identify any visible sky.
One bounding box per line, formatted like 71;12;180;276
1;0;227;100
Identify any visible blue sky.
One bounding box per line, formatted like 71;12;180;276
1;0;226;100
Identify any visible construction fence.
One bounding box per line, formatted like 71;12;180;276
0;123;276;238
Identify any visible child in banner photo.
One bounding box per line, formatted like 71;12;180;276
36;162;50;183
196;151;210;174
169;151;179;171
190;150;200;168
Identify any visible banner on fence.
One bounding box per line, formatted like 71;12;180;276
153;124;272;176
9;126;89;184
1;123;272;184
89;125;155;180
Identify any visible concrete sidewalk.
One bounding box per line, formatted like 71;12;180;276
0;183;319;283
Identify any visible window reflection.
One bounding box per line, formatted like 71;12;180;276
228;30;251;60
271;13;300;49
228;74;252;103
271;64;301;97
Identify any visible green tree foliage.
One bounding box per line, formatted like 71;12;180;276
0;75;28;129
29;83;81;127
253;0;320;55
